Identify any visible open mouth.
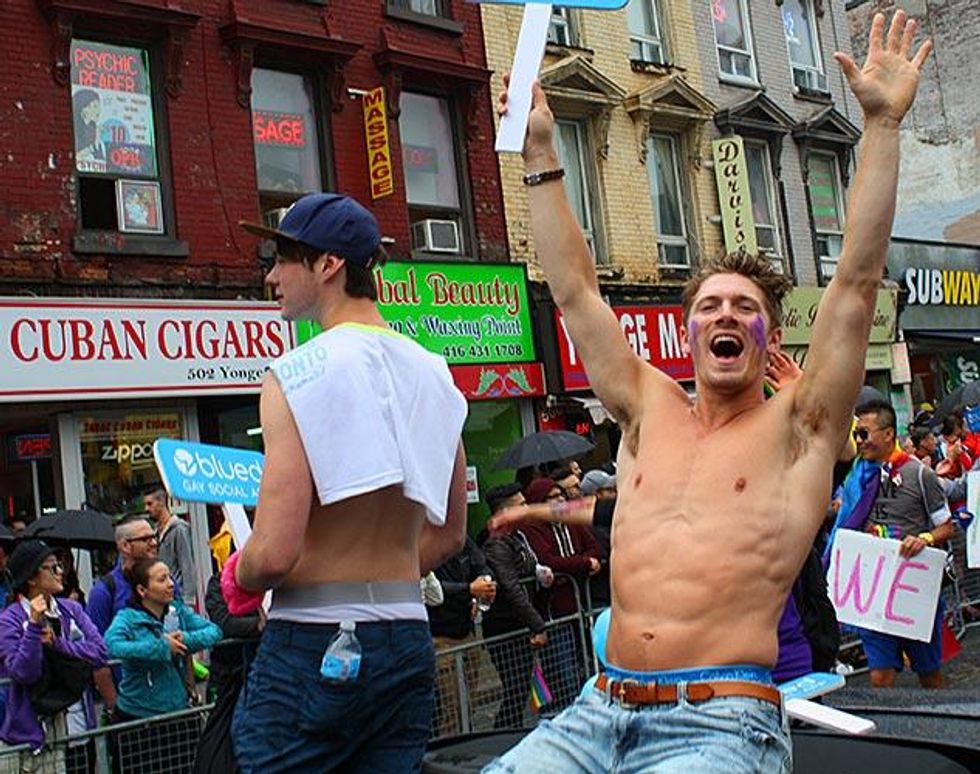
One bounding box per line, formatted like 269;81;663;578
709;334;744;361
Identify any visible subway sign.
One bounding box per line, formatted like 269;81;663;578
904;267;980;306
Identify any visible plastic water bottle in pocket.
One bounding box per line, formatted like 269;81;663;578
163;606;180;634
320;621;362;683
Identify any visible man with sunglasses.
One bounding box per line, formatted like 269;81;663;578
853;400;954;688
87;514;165;635
86;514;172;720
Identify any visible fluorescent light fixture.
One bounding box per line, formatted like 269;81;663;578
245;427;263;437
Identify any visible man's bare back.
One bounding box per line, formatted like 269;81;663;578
280;485;427;588
608;372;832;670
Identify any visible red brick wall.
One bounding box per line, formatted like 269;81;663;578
0;0;507;297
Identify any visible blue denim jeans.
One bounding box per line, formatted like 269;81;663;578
232;619;434;773
483;670;791;774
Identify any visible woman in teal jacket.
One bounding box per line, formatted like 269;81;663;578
105;558;221;720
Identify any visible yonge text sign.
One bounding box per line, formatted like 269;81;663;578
0;298;290;401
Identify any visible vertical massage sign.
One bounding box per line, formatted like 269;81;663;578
71;40;157;177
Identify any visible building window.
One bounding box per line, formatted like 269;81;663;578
400;92;467;255
628;0;667;65
782;0;827;93
710;0;756;82
70;39;167;234
744;141;783;267
388;0;450;16
555;120;601;262
548;8;574;46
646;133;690;268
250;68;325;219
807;151;845;282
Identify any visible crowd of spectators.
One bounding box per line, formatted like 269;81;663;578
0;398;976;766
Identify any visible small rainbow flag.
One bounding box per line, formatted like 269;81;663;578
529;659;553;712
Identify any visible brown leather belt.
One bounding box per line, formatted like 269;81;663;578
595;673;781;709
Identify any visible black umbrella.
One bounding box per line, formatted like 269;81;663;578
855;385;887;409
22;508;115;549
494;430;594;471
934;382;980;421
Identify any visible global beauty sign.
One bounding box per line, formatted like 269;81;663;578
295;261;543;400
0;298;292;401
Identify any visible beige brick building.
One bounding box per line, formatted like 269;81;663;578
482;2;722;291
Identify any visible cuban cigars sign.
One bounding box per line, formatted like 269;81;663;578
555;305;694;391
296;261;545;401
827;530;945;642
362;87;394;200
0;298;292;401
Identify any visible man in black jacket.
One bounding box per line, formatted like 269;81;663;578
429;536;495;737
481;484;552;729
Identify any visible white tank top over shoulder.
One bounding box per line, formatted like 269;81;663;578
269;322;468;525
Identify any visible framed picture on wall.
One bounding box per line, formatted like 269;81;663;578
115;179;164;234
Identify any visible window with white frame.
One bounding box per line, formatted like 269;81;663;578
388;0;449;17
554;119;600;261
710;0;756;82
400;92;467;255
782;0;827;93
807;152;845;282
251;68;325;217
548;8;574;46
744;141;783;266
646;133;690;268
628;0;667;65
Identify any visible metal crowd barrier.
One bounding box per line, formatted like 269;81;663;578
2;543;979;770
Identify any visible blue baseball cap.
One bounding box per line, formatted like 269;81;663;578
240;193;382;267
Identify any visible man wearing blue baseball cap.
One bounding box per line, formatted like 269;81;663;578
227;192;469;772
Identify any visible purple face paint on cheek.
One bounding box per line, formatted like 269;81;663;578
689;319;700;348
749;315;767;351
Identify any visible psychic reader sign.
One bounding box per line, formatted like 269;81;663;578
827;530;945;642
154;438;263;507
296;261;536;366
71;40;157;177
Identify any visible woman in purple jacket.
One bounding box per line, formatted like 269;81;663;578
0;540;107;770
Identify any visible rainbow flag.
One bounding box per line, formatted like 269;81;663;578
529;659;553;712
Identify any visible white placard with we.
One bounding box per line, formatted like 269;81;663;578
826;529;945;642
967;470;979;569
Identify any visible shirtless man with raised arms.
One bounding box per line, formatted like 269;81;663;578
487;11;931;773
220;192;468;772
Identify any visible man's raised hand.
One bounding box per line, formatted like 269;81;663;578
497;74;557;166
834;10;932;128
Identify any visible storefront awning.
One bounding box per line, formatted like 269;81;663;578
904;329;980;343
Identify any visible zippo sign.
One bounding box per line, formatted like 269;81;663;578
555;305;694;391
154;438;263;507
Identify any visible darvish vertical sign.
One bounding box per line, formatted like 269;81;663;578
363;87;394;200
712;136;757;255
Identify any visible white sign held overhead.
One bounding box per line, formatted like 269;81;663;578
495;3;552;154
827;530;945;643
967;471;979;569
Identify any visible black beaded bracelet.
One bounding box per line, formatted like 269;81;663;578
522;168;565;186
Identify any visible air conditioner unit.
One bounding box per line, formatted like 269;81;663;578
263;207;290;229
793;67;828;93
411;219;461;254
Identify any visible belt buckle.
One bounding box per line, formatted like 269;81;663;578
614;678;642;709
